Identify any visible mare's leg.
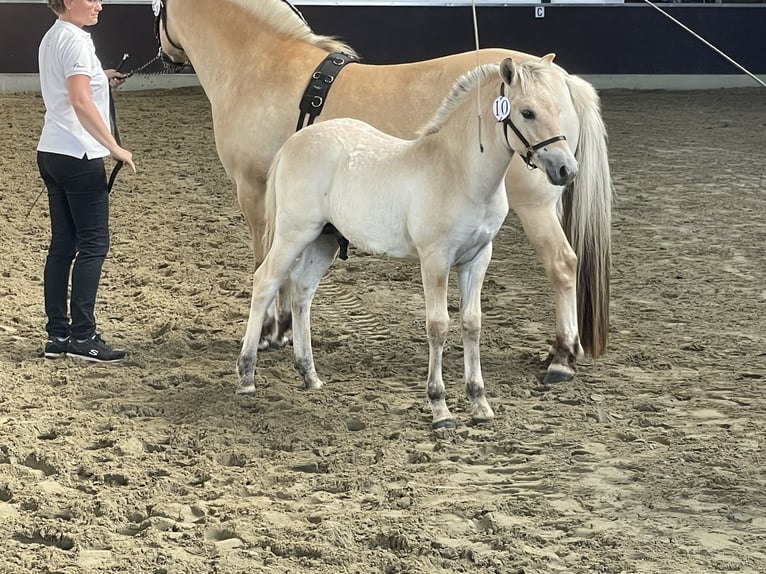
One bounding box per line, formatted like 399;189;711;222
420;257;455;429
236;231;319;394
269;284;293;349
289;235;339;389
456;244;495;422
513;202;583;383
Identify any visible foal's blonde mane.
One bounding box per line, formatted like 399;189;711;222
228;0;357;56
418;59;558;137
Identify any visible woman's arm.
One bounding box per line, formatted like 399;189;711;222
66;74;135;171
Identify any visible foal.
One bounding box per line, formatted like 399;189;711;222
236;57;577;428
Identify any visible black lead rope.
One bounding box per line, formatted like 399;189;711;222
107;54;128;193
107;92;123;193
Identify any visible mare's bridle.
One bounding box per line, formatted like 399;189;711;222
153;0;185;67
498;83;567;170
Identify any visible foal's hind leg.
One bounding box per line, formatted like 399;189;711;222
457;244;495;422
237;231;319;394
514;203;583;383
235;177;281;351
420;258;456;429
289;235;339;390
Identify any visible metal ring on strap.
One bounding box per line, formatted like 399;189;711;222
296;52;359;132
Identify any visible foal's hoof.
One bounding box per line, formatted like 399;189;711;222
543;368;574;385
470;416;494;426
432;418;457;430
235;381;256;395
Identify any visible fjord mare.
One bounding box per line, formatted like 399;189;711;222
154;0;612;389
239;58;577;428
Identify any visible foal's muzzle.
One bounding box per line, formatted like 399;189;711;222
540;148;578;187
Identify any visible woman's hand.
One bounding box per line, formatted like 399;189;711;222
104;68;127;90
113;146;136;173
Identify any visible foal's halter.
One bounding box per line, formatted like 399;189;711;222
499;83;567;170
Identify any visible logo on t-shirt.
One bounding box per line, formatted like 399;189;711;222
73;61;86;70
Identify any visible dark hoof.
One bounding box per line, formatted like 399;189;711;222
543;369;574;385
432;419;457;430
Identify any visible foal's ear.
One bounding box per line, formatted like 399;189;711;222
500;58;516;86
540;53;556;65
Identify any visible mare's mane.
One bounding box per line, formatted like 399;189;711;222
418;59;558;137
229;0;357;56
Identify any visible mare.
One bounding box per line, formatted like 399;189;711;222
237;57;577;428
154;0;612;385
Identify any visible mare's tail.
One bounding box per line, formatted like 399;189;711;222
562;74;613;358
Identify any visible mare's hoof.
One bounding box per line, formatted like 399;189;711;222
543;368;574;385
259;336;290;351
432;419;457;430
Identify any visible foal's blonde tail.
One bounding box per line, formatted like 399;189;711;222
261;148;283;254
562;74;613;358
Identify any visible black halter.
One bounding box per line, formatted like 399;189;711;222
499;83;567;169
154;0;185;58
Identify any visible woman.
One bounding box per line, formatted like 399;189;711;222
38;0;135;363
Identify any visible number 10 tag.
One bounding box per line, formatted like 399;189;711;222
493;96;510;122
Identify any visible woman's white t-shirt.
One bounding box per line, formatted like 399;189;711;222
37;19;111;159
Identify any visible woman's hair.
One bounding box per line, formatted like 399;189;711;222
47;1;66;15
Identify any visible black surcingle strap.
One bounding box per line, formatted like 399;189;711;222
296;52;358;132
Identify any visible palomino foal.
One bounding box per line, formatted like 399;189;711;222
236;57;577;428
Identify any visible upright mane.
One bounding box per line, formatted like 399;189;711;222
229;0;357;56
418;59;558;136
418;63;499;137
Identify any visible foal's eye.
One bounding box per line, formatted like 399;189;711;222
521;109;535;120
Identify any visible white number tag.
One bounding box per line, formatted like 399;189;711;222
493;96;510;122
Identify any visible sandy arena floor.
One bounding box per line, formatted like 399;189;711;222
0;86;764;573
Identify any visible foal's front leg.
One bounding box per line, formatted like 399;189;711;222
457;244;495;422
421;260;455;429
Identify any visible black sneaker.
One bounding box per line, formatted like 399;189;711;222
44;336;69;359
67;334;126;363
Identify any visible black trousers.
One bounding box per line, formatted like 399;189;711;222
37;151;110;341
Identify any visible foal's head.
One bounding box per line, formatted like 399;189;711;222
498;55;578;186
